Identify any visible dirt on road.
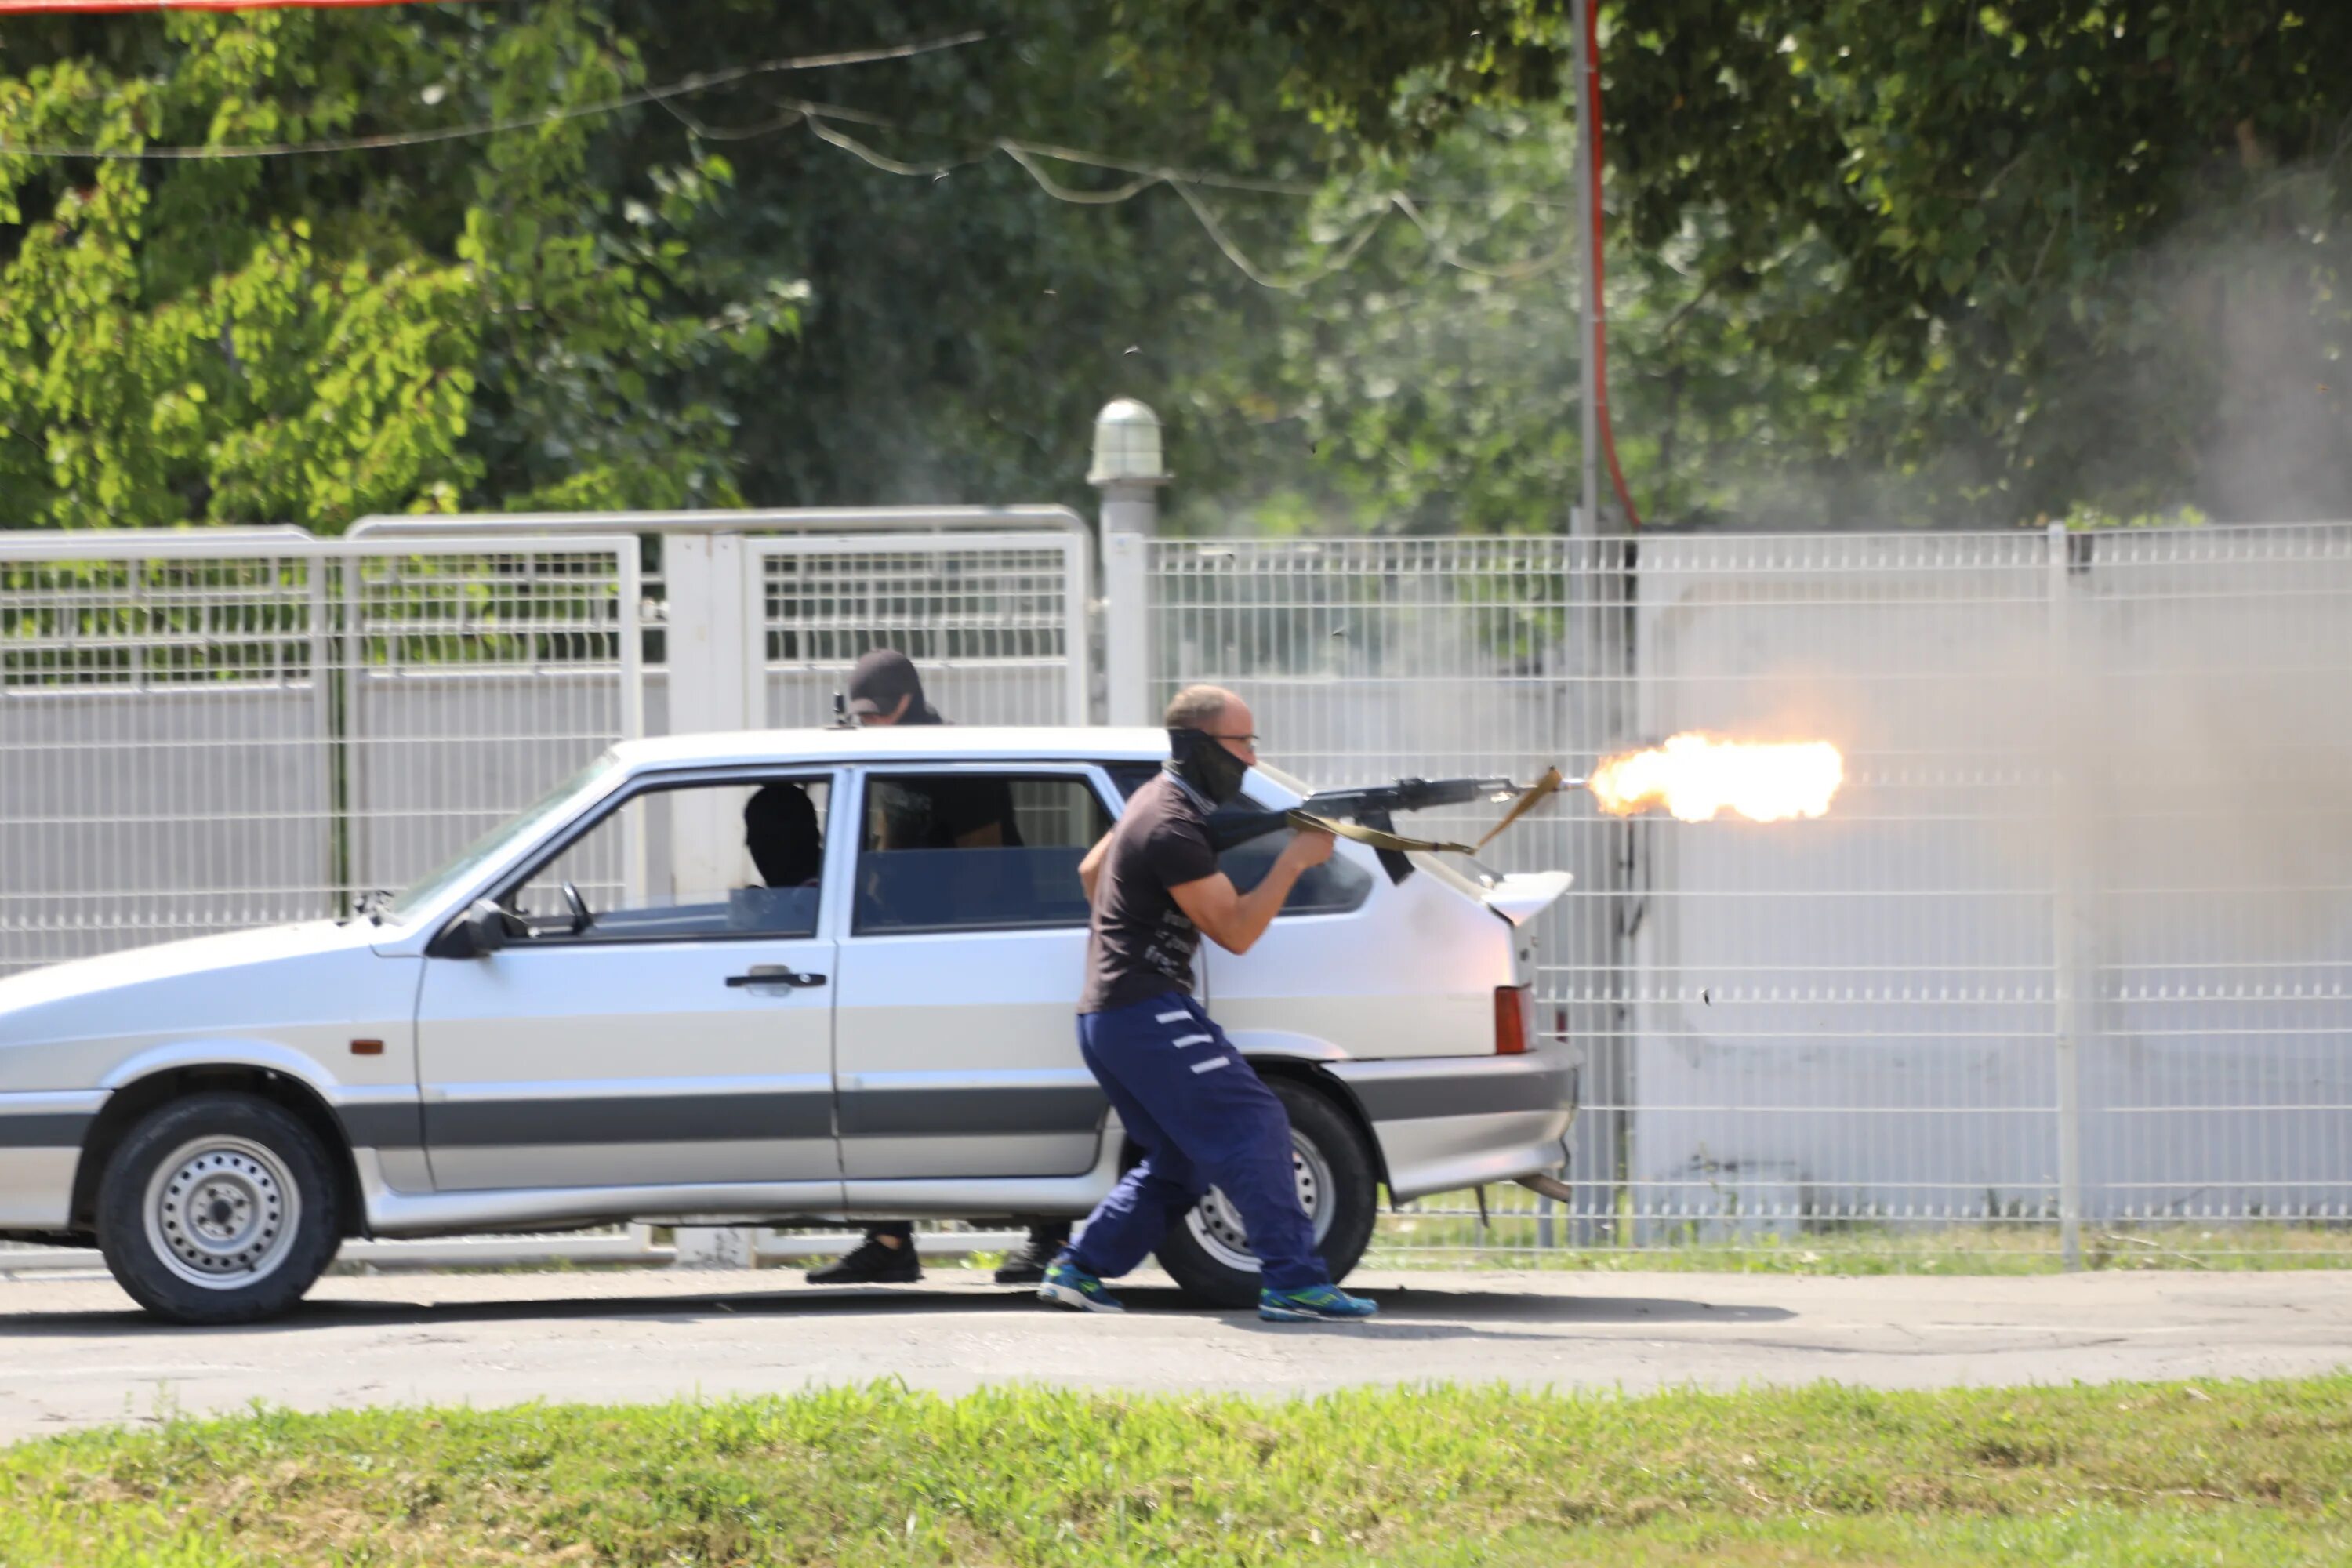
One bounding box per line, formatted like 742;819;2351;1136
2;1266;2346;1442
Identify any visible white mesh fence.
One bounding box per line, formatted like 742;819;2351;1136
0;537;639;976
751;534;1088;728
2;546;334;972
1149;528;2352;1261
6;522;2347;1268
2067;528;2352;1240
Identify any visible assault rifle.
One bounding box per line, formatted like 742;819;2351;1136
1207;775;1523;877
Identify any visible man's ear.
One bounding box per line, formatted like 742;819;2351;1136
888;692;914;723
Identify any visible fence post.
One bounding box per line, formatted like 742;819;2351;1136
340;550;370;898
2047;522;2086;1271
662;532;759;1271
1102;533;1151;726
615;546;646;905
1090;399;1168;728
661;532;755;895
307;554;339;916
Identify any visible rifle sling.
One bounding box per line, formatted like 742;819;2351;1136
1474;765;1566;851
1286;809;1474;857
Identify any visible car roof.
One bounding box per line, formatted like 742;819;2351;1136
611;726;1171;771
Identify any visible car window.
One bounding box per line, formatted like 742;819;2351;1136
1209;793;1375;917
506;776;831;942
1104;762;1160;800
854;772;1112;935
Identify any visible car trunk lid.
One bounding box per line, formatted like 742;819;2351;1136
1477;870;1573;927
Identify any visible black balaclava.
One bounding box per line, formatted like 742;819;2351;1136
744;782;822;887
1168;725;1250;806
846;648;941;725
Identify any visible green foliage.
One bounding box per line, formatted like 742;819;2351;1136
593;0;1338;521
0;1;1331;531
3;1379;2350;1564
1143;1;2352;528
0;3;788;530
3;3;2347;533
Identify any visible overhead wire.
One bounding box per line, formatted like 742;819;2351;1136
800;114;983;180
1167;180;1392;290
0;27;1581;288
0;31;987;159
1392;193;1576;281
666;93;1574;289
1000;144;1160;206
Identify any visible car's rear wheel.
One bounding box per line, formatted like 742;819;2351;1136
96;1092;341;1325
1153;1077;1378;1309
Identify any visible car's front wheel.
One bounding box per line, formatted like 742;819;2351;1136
96;1092;342;1325
1153;1076;1378;1309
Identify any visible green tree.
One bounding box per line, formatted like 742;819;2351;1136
594;0;1336;517
0;2;787;529
0;0;1335;531
15;2;2339;535
1135;0;2352;526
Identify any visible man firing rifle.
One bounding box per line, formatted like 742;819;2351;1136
1039;685;1380;1323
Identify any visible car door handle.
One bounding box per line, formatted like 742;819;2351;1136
726;966;827;989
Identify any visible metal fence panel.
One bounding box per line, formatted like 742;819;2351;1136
750;533;1089;727
2070;526;2352;1229
1;546;333;973
8;521;2347;1269
1149;527;2352;1259
1148;536;1639;1249
1626;533;2062;1243
1;538;639;977
343;543;642;899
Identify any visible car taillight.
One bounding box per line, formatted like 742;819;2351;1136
1494;985;1534;1054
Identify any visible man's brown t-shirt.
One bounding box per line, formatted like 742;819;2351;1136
1079;770;1219;1014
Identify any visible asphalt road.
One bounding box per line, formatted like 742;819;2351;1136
2;1266;2346;1443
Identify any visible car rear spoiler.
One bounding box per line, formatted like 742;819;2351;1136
1479;870;1573;927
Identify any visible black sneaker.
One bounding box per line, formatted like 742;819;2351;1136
805;1236;921;1285
993;1223;1073;1286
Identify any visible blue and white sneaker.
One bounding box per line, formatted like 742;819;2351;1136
1258;1283;1379;1323
1038;1260;1125;1314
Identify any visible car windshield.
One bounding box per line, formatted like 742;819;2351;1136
380;753;619;923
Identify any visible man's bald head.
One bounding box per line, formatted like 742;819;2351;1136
1163;685;1237;730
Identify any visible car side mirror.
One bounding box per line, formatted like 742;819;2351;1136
430;898;517;960
464;899;517;956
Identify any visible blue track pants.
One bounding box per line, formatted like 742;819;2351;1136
1061;992;1330;1293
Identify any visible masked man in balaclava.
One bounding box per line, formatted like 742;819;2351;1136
805;648;1073;1288
1039;685;1379;1322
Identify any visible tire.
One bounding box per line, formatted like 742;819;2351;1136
1153;1076;1378;1309
95;1092;343;1326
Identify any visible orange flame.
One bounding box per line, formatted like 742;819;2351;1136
1588;733;1845;822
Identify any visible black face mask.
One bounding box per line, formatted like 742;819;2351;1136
1168;727;1250;806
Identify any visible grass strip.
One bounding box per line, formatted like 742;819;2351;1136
1362;1220;2352;1274
2;1377;2347;1566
